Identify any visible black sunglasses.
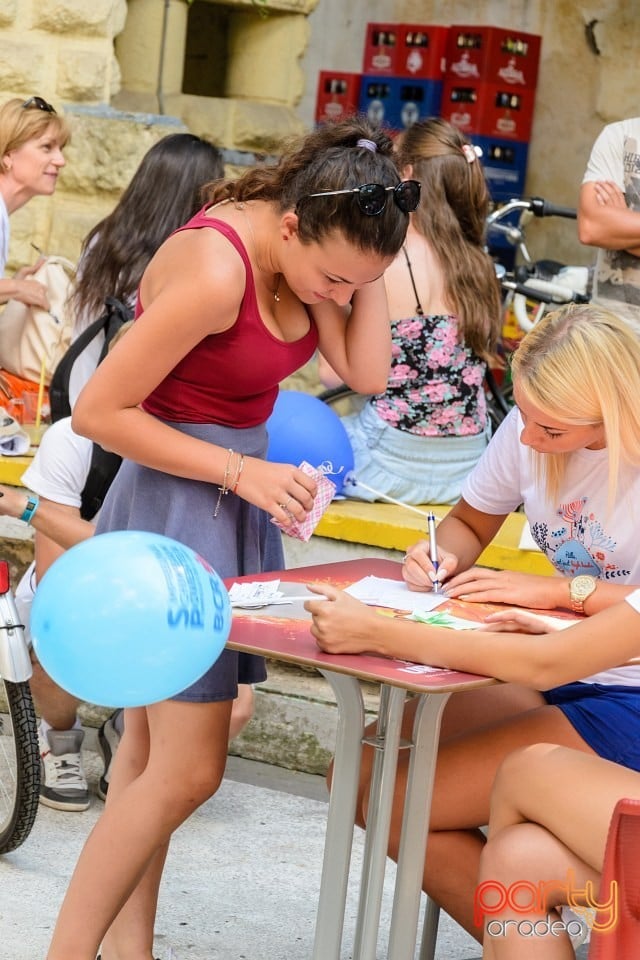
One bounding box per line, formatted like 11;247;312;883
304;180;421;216
21;96;56;114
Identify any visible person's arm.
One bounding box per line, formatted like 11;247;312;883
311;276;392;396
305;584;640;690
578;181;640;254
72;229;318;524
443;563;638;613
316;352;345;390
0;275;49;308
0;485;93;551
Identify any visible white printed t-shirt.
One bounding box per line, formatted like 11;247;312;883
461;407;640;686
15;418;93;629
582;117;640;328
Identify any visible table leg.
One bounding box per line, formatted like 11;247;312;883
353;684;408;960
387;692;451;960
312;671;366;960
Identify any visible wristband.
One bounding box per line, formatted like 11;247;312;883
20;494;40;524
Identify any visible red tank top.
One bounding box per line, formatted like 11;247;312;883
141;210;318;427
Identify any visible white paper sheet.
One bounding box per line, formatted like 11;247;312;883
344;576;446;614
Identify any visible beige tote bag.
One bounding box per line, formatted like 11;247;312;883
0;255;76;384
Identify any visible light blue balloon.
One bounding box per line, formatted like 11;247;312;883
31;531;231;707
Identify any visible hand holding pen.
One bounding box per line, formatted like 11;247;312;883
402;514;458;592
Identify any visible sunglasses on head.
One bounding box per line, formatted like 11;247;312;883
21;96;56;114
303;180;421;216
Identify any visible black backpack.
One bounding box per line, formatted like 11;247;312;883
49;297;133;520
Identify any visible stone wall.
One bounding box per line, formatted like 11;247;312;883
3;1;637;273
0;0;317;271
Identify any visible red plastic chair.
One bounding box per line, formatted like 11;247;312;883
588;797;640;959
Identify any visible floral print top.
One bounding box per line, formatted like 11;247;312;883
370;312;487;437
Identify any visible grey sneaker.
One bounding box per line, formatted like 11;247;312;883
38;726;90;811
97;709;122;801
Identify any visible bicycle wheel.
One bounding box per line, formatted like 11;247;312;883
484;368;513;434
0;677;40;853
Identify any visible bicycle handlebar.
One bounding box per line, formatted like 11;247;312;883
486;196;577;227
528;197;577;219
501;277;589;305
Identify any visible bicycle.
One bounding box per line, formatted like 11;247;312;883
0;559;39;853
486;195;591;337
484;196;592;413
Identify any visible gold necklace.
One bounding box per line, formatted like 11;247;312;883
238;202;281;302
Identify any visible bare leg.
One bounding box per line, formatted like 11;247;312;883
229;684;254;740
47;697;232;960
341;685;597;939
481;745;640;957
480;822;589;960
29;655;81;729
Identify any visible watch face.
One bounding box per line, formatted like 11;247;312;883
572;575;596;597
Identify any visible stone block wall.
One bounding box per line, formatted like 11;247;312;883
0;0;318;270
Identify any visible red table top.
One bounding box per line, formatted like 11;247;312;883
226;558;497;695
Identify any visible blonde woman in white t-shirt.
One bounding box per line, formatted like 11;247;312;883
305;302;640;944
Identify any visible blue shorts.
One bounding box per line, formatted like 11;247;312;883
543;681;640;771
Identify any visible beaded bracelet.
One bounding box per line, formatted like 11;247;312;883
20;494;40;524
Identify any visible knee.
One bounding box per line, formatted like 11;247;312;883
166;762;225;817
478;826;513;882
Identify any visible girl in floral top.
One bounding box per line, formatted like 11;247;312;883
328;118;502;504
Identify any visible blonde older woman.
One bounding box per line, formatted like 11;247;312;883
0;95;70;308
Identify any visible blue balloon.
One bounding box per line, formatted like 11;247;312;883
266;390;354;493
31;531;231;708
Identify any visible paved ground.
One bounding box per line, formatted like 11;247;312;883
1;741;591;960
1;742;486;960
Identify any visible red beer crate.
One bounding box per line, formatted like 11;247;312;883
440;77;536;141
362;23;400;75
363;23;449;79
315;71;361;125
445;25;541;89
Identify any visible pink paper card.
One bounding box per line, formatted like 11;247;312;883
272;461;336;541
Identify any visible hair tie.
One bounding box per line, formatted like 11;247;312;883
356;138;377;153
461;143;482;163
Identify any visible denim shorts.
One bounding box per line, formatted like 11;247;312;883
341;401;490;505
543;681;640;771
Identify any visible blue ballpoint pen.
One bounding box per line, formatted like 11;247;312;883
427;511;440;593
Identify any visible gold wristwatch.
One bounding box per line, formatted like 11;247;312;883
569;574;597;615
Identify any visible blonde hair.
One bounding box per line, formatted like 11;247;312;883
0;97;70;172
511;303;640;505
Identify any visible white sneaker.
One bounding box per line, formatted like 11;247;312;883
38;725;90;811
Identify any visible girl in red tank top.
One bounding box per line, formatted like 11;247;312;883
51;119;417;958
